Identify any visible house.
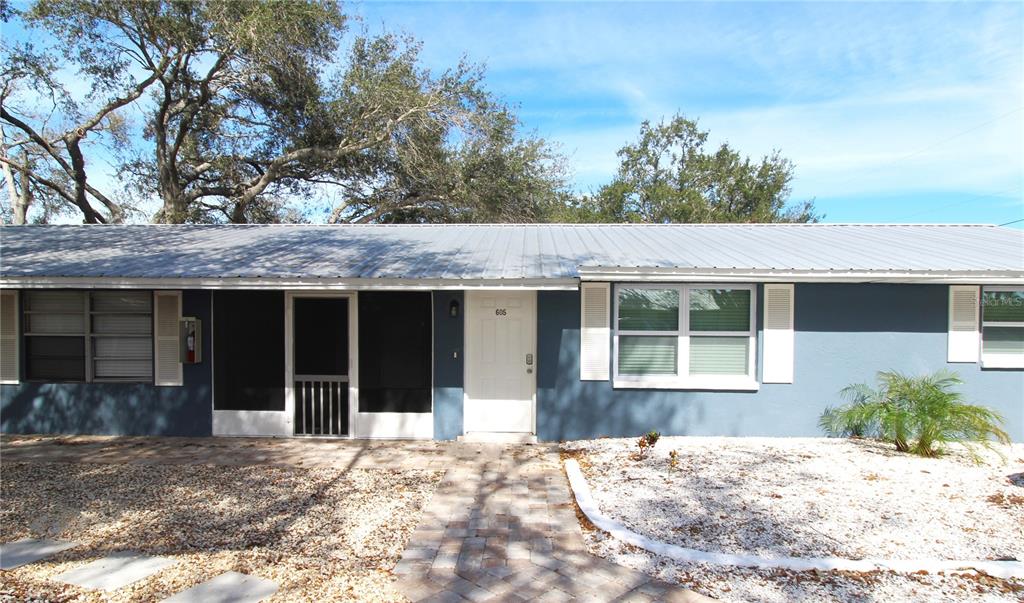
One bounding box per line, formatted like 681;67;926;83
0;223;1021;442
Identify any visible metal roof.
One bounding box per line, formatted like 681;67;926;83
1;224;1022;286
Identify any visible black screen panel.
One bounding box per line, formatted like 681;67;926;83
213;291;285;411
26;336;85;381
294;298;348;376
358;292;432;413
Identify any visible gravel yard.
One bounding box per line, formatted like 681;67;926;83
0;461;442;602
564;436;1024;603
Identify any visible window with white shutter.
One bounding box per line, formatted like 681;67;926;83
947;285;980;363
154;291;183;386
580;283;610;381
762;284;794;383
612;284;757;390
22;290;157;382
0;291;18;383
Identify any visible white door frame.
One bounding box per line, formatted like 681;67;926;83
463;290;537;435
285;291;358;438
286;290;434;439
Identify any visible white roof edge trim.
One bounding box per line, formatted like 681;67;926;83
577;267;1024;285
0;276;580;291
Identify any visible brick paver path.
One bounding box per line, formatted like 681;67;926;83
2;435;711;602
393;445;711;603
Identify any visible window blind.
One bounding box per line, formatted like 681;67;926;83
91;291;153;381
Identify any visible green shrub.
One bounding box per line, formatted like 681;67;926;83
819;370;1010;461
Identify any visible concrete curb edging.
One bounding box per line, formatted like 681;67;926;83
563;458;1024;581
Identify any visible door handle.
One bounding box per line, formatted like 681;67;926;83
526;353;533;366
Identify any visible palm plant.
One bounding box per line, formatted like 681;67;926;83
819;370;1010;460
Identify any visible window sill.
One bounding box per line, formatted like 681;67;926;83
981;354;1024;370
613;377;760;392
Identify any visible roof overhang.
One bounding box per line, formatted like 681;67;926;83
0;276;581;291
3;269;1023;289
577;266;1024;285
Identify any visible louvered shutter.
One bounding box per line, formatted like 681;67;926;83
580;283;610;381
948;285;980;363
762;284;794;383
0;291;18;383
154;291;182;386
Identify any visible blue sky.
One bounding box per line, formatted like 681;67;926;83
349;1;1023;225
3;1;1022;225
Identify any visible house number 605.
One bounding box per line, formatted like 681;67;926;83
495;308;507;316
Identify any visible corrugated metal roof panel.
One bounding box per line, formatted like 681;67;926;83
1;223;1021;281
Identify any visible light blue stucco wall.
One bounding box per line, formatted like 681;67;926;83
433;290;464;440
536;284;1024;442
1;290;214;437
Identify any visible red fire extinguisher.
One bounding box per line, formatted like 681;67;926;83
186;325;196;363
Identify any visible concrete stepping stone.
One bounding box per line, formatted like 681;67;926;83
0;538;77;569
161;571;278;603
56;551;176;590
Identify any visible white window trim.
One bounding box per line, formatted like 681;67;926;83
612;283;758;390
980;285;1024;369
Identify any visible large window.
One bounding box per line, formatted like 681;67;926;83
614;284;756;389
24;290;153;382
981;287;1024;368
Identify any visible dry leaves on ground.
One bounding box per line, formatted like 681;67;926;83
1;462;443;602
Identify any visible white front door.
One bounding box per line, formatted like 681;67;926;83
464;291;536;434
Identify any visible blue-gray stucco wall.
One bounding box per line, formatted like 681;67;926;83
433;290;464;440
1;290;214;436
537;284;1024;442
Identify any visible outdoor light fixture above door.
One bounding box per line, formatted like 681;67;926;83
449;299;460;318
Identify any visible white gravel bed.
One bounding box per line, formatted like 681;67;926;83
585;530;1023;603
562;436;1024;602
0;461;442;602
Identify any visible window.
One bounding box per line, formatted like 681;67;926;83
981;287;1024;369
24;290;153;382
613;284;757;389
91;291;153;381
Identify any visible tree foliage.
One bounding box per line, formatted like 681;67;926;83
1;4;814;225
1;0;567;223
585;114;819;223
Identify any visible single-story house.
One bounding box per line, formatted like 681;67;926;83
0;223;1021;442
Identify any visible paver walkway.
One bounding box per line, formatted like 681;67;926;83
393;445;711;603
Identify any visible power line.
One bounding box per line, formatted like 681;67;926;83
998;218;1023;227
897;188;1022;220
827;106;1024;193
881;106;1023;168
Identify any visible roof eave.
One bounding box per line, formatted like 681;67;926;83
0;276;580;291
577;266;1024;285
